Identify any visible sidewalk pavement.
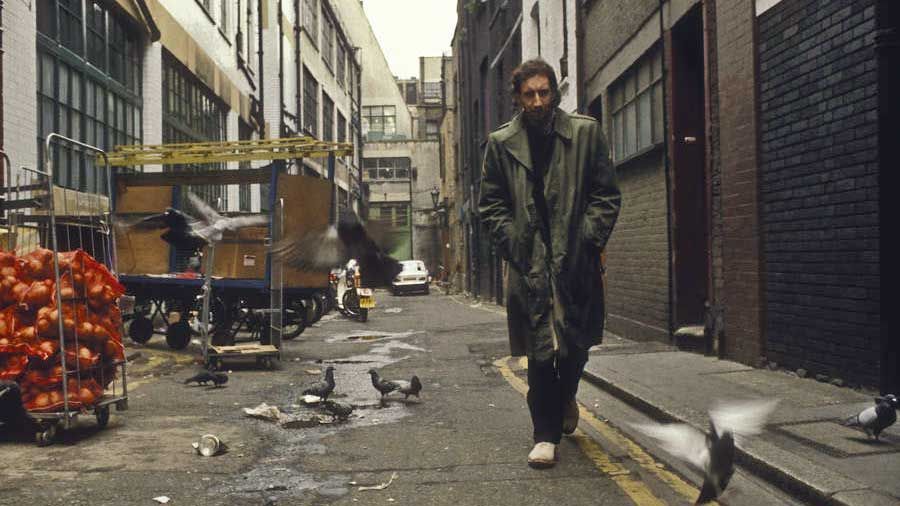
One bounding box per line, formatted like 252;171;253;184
582;334;900;506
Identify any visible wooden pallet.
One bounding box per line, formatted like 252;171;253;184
209;344;278;355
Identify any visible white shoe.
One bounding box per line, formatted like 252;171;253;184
527;442;558;469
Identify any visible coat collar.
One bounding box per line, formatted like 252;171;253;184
495;109;573;171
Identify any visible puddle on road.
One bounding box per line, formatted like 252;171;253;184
325;329;424;344
215;334;427;503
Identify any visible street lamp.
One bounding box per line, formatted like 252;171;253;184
430;186;440;210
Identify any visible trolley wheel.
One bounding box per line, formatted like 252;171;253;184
35;423;57;446
358;308;369;323
256;356;275;369
128;316;154;344
206;358;221;371
312;294;325;323
165;320;192;350
95;406;110;428
282;302;307;340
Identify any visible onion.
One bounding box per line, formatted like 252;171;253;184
49;390;63;405
34;392;50;408
0;266;16;278
38;339;56;355
36;318;52;335
0;337;8;346
88;283;104;299
78;321;95;339
78;386;96;405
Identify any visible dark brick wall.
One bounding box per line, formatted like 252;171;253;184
456;0;522;301
758;0;881;387
704;0;724;322
605;151;671;342
715;0;765;365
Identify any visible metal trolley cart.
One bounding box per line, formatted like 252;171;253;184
0;135;128;444
106;137;351;370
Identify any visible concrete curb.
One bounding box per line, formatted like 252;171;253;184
580;368;887;506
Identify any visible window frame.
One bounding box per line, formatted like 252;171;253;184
361;105;397;141
363;157;411;181
609;47;664;164
321;9;334;72
36;1;143;190
303;67;319;137
303;0;318;48
322;92;334;142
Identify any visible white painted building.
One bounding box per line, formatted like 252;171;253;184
333;0;443;271
1;0;359;217
521;0;578;112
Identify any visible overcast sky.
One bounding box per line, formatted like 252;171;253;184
361;0;457;80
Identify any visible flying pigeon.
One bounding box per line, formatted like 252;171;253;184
184;371;229;387
634;399;778;505
302;366;336;400
322;400;354;422
843;394;898;440
120;192;268;254
368;369;422;400
272;209;402;287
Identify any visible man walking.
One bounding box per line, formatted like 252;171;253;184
478;60;621;468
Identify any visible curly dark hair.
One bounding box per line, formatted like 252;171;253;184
509;59;561;109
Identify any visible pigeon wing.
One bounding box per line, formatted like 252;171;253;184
856;406;878;428
224;214;270;231
187;192;222;224
390;380;411;391
272;225;347;272
709;399;778;446
633;422;710;472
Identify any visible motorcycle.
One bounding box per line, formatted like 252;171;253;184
341;267;375;322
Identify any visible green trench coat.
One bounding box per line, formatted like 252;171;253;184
478;110;621;362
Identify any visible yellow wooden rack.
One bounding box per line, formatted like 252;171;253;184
103;137;353;167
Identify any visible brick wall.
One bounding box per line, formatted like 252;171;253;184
715;0;764;365
704;0;724;323
757;0;880;386
582;0;658;83
605;152;671;342
2;0;38;175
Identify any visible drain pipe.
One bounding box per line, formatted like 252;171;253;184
658;0;675;344
294;0;302;139
278;0;285;136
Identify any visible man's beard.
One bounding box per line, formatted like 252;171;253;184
523;107;553;131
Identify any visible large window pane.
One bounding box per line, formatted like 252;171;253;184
624;102;637;157
652;82;664;144
37;0;57;38
638;91;652;150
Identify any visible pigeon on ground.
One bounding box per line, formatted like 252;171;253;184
634;399;778;505
302;366;336;400
322;400;354;422
120;192;268;254
843;394;898;440
184;371;229;387
272;209;402;287
398;376;423;400
368;370;422;400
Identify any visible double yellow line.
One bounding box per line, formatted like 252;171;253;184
494;357;716;506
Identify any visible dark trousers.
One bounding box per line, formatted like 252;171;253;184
526;347;589;444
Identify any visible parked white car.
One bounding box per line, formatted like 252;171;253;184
391;260;430;295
